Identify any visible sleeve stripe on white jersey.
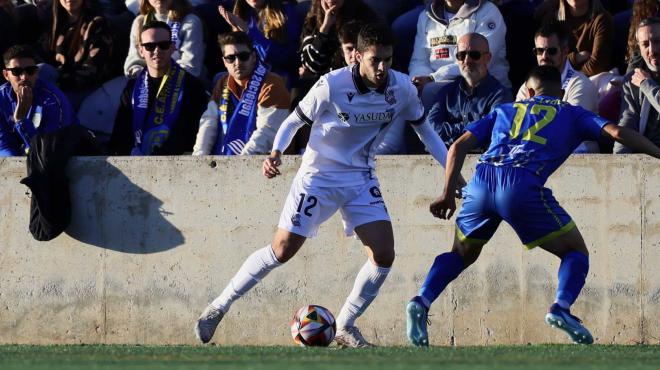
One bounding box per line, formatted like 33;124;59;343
295;106;313;126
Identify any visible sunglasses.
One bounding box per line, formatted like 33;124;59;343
223;51;252;63
141;41;172;52
533;47;559;56
456;50;487;61
5;66;39;77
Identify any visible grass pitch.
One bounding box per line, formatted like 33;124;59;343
0;344;658;370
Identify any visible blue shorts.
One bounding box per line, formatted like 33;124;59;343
456;164;575;249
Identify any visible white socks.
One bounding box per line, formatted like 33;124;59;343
336;260;391;328
210;244;282;313
210;250;390;329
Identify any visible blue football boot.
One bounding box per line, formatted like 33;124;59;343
406;296;429;347
545;303;594;344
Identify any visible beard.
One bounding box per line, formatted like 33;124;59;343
460;66;484;84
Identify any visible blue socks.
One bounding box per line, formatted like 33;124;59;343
555;251;589;309
415;250;588;311
418;252;466;308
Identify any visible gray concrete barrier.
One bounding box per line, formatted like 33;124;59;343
0;155;658;345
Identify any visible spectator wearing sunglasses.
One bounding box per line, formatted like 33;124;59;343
516;22;599;152
0;44;77;156
193;31;290;155
109;21;207;155
124;0;205;79
409;0;510;109
407;32;511;153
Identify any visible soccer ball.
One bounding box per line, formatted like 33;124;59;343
290;305;336;347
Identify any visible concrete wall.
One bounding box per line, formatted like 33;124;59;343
0;155;658;346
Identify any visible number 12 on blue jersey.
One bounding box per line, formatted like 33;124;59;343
509;103;557;145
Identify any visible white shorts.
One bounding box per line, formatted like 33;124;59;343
278;177;390;238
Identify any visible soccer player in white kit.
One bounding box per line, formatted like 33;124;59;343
195;23;452;347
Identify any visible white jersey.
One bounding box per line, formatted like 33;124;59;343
294;65;424;187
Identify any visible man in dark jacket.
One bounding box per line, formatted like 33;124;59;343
408;33;511;152
109;21;207;155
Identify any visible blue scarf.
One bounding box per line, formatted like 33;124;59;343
213;61;269;155
169;19;182;51
131;62;186;155
247;14;268;62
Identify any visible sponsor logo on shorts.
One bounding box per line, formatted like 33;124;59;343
488;21;496;30
291;214;301;227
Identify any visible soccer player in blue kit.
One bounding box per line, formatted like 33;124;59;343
406;65;660;346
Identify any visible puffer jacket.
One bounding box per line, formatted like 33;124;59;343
409;0;510;88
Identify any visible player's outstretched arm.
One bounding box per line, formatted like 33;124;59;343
602;123;660;159
430;132;479;220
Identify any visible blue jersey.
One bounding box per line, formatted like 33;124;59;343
466;95;609;181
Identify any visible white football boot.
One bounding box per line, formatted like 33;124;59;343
334;326;374;348
195;305;225;343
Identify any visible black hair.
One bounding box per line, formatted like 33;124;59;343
339;20;365;45
528;65;561;83
141;21;172;42
3;44;38;67
357;23;393;52
218;31;255;52
535;21;571;48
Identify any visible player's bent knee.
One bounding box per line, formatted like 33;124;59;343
371;248;395;268
540;227;589;258
271;231;306;263
271;240;298;263
452;240;484;267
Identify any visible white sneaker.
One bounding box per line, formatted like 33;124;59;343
334;326;374;348
195;305;224;343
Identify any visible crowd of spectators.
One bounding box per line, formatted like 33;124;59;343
1;0;656;158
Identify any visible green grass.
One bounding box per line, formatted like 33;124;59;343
0;344;658;370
